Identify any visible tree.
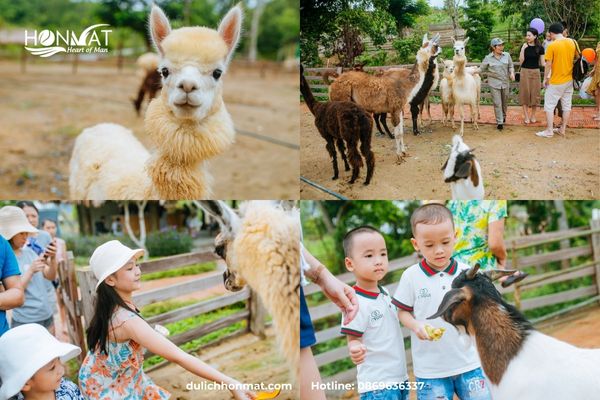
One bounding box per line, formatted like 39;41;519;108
387;0;430;33
122;201;148;260
257;0;299;60
541;0;598;39
444;0;462;39
300;0;396;67
462;0;494;61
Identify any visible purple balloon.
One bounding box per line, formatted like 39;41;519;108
530;18;544;34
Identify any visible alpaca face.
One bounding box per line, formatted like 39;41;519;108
443;59;455;74
150;5;242;121
453;37;468;56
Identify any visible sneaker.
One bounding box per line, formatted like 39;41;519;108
497;124;503;130
535;130;554;138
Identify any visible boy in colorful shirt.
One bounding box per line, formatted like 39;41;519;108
393;204;492;400
340;226;409;400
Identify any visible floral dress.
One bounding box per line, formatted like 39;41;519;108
78;308;170;399
447;200;508;270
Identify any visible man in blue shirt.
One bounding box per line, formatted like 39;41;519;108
0;236;24;336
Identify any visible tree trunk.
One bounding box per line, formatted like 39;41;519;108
123;201;149;259
248;0;265;63
553;200;570;269
316;202;335;234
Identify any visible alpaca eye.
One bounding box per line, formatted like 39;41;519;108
212;69;222;80
160;67;169;78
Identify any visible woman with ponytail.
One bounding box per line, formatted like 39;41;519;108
519;27;546;123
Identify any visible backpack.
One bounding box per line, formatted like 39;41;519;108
571;39;589;88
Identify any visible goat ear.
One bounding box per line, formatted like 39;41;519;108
196;200;241;239
149;5;172;57
427;288;466;320
455;159;472;179
218;4;243;65
483;269;519;282
466;263;481;280
441;156;449;171
470;159;480;187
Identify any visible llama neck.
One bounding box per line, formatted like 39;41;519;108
300;72;320;116
471;299;532;385
144;96;235;198
453;56;466;77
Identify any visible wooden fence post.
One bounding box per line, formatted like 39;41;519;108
75;267;98;330
511;240;522;309
590;210;600;305
248;289;266;339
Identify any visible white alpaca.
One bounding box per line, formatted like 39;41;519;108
196;200;300;382
451;38;480;136
69;5;242;200
440;59;455;128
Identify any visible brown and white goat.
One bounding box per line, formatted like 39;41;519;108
442;135;484;199
429;264;600;400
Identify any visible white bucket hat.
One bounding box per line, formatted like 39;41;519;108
0;324;80;400
90;240;144;290
0;206;38;241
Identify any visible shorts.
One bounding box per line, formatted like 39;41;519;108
544;80;574;113
416;367;491;400
11;315;54;330
360;386;409;400
300;286;316;348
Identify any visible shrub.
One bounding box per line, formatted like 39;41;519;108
145;229;193;257
65;234;135;260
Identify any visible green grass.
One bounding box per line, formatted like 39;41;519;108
141;261;217;281
141;298;202;318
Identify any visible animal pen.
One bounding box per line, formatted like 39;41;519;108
305;214;600;386
56;249;269;366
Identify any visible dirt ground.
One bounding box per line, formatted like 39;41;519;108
326;305;600;400
148;327;297;400
0;60;299;200
300;104;599;200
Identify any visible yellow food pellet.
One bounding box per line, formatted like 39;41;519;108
425;324;446;341
256;389;281;399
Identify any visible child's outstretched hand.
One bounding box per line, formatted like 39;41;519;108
231;388;256;400
349;341;367;365
413;321;432;341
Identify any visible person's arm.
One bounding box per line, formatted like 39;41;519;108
519;43;526;64
302;246;358;324
479;56;489;74
508;54;515;81
0;276;24;310
21;259;47;287
398;310;431;341
124;316;255;400
488;219;507;268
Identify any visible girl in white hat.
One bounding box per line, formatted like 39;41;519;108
78;240;256;400
0;206;57;333
0;323;83;400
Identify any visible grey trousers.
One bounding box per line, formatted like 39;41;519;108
490;86;509;124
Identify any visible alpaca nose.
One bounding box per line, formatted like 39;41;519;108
178;79;198;93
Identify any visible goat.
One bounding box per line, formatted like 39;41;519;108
442;135;484;199
428;263;600;400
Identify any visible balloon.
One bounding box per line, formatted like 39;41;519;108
530;18;545;34
582;48;596;63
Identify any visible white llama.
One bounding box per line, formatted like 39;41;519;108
69;5;242;199
451;38;480;136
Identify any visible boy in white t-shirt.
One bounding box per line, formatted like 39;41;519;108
340;226;409;400
392;204;492;400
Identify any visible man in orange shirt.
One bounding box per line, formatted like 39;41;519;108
536;22;577;138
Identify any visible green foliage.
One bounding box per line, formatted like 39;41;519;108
355;50;389;66
387;0;430;32
65;234;136;260
392;34;421;64
145;229;193;257
141;261;217;281
258;0;299;60
462;0;495;62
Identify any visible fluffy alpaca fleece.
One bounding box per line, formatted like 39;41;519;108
197;200;300;382
440;59;456;127
452;54;480;135
69;5;241;200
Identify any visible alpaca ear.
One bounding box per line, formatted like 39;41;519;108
422;33;428;44
149;5;171;57
196;200;241;239
463;37;470;46
218;4;243;64
452;37;456;44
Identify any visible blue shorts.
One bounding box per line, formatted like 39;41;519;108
417;367;491;400
300;286;316;348
360;386;409;400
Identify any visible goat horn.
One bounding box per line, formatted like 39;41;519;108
483;269;522;282
466;263;480;280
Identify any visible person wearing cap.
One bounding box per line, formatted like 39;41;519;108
78;240;256;400
0;323;83;400
536;22;578;138
480;38;515;130
0;206;57;334
0;235;24;337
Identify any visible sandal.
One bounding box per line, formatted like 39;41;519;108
524;118;530;124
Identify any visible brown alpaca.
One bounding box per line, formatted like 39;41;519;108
302;65;375;185
132;69;161;116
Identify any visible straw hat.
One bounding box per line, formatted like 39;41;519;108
0;324;80;400
0;206;37;241
90;240;144;290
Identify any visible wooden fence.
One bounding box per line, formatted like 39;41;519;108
60;250;267;363
306;218;600;385
304;64;593;106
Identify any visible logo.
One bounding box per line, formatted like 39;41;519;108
24;25;112;58
418;288;431;299
370;310;384;321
